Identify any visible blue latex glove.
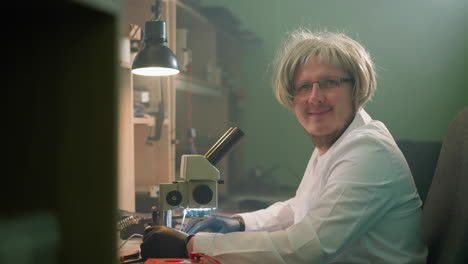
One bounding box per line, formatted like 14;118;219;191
184;215;245;234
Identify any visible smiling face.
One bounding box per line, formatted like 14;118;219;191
293;56;356;154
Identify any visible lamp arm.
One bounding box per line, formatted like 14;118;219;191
152;0;162;21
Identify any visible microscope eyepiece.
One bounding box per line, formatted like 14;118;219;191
204;127;244;165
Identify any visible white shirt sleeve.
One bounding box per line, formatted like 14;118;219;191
193;135;420;263
235;151;318;232
236;198;295;231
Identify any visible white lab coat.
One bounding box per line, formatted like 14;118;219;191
193;109;428;263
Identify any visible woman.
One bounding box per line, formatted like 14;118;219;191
141;30;428;264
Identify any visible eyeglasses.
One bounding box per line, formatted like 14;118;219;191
291;76;354;96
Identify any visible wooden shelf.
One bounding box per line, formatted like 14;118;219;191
134;115;155;126
121;0;249;206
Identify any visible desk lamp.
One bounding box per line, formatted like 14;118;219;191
132;0;179;76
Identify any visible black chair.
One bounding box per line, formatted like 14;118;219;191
422;107;468;264
397;140;441;203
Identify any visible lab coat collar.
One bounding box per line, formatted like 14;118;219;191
314;108;372;159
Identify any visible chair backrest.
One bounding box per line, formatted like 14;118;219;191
397;140;441;203
422;107;468;264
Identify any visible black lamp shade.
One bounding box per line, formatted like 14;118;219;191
132;20;179;76
132;44;179;76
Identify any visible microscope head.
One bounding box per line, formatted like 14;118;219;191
159;127;243;211
160;154;220;210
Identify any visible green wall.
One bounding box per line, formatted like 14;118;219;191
201;0;468;190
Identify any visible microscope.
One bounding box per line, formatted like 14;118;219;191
155;127;244;227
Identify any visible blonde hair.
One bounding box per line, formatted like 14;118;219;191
273;29;377;110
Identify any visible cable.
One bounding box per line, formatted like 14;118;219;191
178;209;188;231
118;216;149;240
117;215;139;231
119;233;143;249
190;252;223;264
